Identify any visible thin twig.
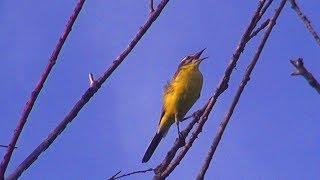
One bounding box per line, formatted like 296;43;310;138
249;19;270;39
180;110;202;122
290;58;320;94
0;145;17;149
197;1;287;179
250;0;269;33
150;0;155;14
258;0;273;21
108;168;154;180
89;73;95;87
154;1;267;179
108;170;122;180
6;1;170;179
289;0;320;46
0;0;86;178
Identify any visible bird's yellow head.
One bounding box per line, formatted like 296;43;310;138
178;48;208;70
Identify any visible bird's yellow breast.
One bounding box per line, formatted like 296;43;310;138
159;65;203;131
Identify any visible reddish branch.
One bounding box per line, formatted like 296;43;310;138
197;0;287;179
6;0;170;179
0;0;86;179
153;1;273;179
289;0;320;46
290;58;320;94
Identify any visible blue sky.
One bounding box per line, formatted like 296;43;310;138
1;0;320;179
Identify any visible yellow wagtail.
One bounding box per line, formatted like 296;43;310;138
142;48;207;163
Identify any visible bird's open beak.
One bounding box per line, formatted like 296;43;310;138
195;48;208;64
194;48;206;59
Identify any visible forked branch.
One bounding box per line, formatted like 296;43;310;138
290;58;320;94
0;0;86;178
154;1;271;179
6;0;170;179
197;0;287;179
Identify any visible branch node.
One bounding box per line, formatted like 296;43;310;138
89;73;95;87
150;0;155;14
290;58;320;94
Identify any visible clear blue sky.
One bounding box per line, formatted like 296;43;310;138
1;1;319;179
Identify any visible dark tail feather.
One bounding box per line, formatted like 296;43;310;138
142;132;163;163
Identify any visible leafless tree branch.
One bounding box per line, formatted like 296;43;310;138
6;0;170;179
290;58;320;94
88;73;95;87
150;0;155;14
289;0;320;46
249;19;270;39
0;145;17;149
0;0;86;178
197;1;287;179
153;1;270;179
258;0;273;21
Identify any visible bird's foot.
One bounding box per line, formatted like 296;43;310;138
178;132;186;146
194;110;203;123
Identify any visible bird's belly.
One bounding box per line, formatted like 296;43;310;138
167;71;203;120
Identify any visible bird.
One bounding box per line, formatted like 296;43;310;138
142;48;207;163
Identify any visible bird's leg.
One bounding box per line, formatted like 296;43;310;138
175;114;186;146
176;121;182;138
175;114;183;139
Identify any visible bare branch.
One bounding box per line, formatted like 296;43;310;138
249;19;270;39
89;73;95;87
258;0;273;21
180;109;203;122
289;0;320;46
250;0;272;38
108;168;154;180
154;108;206;176
0;0;86;178
0;145;17;149
108;170;122;180
290;58;320;94
6;0;170;179
196;1;287;179
150;0;155;14
154;1;268;179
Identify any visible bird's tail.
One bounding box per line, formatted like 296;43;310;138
142;132;163;163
